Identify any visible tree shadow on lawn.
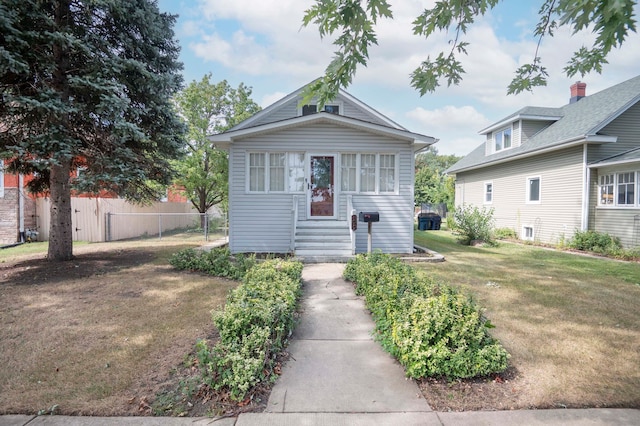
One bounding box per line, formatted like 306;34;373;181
0;249;156;286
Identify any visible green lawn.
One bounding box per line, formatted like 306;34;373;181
414;229;640;409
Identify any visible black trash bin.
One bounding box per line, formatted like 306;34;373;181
418;212;441;230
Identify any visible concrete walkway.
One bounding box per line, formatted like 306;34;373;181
2;263;639;425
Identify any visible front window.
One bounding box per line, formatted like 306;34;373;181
494;127;512;152
598;174;614;205
484;182;493;204
527;176;540;203
341;153;357;192
360;154;376;192
269;153;286;192
379;154;396;192
522;226;534;241
617;172;635;205
249;153;265;192
288;153;305;192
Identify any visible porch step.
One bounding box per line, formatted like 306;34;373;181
294;221;352;258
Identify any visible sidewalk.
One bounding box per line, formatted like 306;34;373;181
2;263;639;426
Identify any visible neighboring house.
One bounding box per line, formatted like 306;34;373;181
0;162;193;244
0;160;37;244
447;75;640;248
210;81;437;257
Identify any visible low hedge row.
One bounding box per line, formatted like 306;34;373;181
195;259;303;401
169;247;256;280
344;252;509;379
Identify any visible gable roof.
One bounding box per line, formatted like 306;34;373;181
448;74;640;174
209;111;436;153
227;79;407;132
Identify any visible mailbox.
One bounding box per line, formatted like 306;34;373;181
359;211;380;223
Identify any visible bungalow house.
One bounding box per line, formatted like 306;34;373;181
209;82;437;258
446;75;640;248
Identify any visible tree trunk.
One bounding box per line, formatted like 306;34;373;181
48;159;74;261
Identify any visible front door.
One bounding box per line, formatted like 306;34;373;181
308;155;335;218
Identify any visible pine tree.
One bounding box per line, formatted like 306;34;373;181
0;0;185;260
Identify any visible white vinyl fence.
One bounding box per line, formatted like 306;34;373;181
36;197;223;242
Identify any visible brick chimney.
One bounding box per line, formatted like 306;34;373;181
570;81;586;103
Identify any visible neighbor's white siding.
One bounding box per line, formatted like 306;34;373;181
228;123;415;253
455;146;584;244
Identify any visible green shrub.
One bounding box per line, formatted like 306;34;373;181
169;247;255;279
494;227;517;240
344;253;509;379
568;230;622;254
195;259;303;401
450;205;496;245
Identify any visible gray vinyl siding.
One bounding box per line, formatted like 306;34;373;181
512;121;521;148
521;120;554;145
228;122;415;253
587;101;640;162
455;146;584;245
593;207;640;248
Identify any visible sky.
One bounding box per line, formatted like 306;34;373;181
157;0;640;157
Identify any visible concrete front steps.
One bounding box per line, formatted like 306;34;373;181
294;220;353;259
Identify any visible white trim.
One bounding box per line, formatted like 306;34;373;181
581;144;589;230
492;125;513;153
210;112;437;149
526;175;541;204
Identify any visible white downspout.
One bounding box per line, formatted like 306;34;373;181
18;174;25;242
581;144;589;231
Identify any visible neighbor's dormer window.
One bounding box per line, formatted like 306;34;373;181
494;127;512;152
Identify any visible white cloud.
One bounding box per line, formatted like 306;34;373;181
261;91;288;108
407;105;490;131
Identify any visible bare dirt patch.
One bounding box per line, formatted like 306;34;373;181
0;240;237;416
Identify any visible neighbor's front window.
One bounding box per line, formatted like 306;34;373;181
494;127;512;152
617;172;635;205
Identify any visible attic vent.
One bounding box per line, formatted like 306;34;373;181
302;104;340;116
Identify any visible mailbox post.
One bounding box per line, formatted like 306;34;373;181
358;212;380;253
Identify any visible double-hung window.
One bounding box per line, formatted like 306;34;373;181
288;153;305;192
341;153;357;192
379;154;396;193
617;172;635;205
598;174;615;205
494;127;512;152
248;153;266;192
269;153;286;192
360;154;377;192
484;182;493;204
527;176;541;203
